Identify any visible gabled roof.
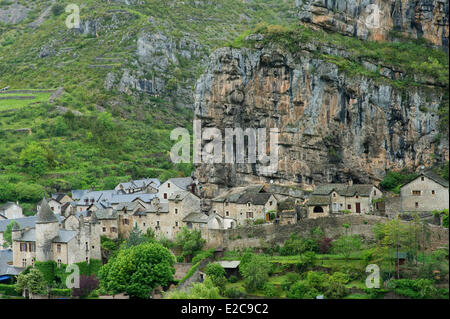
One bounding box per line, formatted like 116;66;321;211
212;185;265;203
17;228;35;242
312;184;348;195
117;178;161;190
36;198;58;224
95;209;118;220
71;190;89;200
52;193;70;202
217;260;240;269
110;193;156;204
0;215;63;232
236;192;273;205
168;191;199;202
182;212;212;224
422;170;449;188
341;185;375;197
167;177;193;190
307;195;331;206
115;202;143;211
0;202;19;211
53;230;77;243
145;203;169;213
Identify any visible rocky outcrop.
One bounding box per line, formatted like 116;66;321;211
0;2;30;25
297;0;449;51
193;43;448;198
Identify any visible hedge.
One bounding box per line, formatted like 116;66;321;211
50;288;72;297
35;260;102;286
0;284;21;296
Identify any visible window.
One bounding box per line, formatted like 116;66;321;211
22;259;27;267
226;211;229;217
175;222;178;227
333;193;336;198
31;258;35;267
421;177;424;181
110;227;117;233
157;221;160;227
20;243;27;252
269;201;273;206
164;193;167;199
57;259;61;268
92;246;95;249
225;202;229;206
356;195;359;199
347;204;351;210
30;243;35;252
374;190;376;196
247;202;251;207
57;244;61;253
123;219;129;225
85;242;89;251
168;183;171;188
412;190;421;196
51;207;54;211
187;223;193;229
102;227;106;232
143;223;146;227
415;202;419;208
432;190;435;195
86;257;89;263
246;212;253;218
175;208;178;214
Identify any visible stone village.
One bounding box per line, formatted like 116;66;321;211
0;169;448;279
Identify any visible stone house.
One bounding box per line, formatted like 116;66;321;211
114;178;161;194
182;212;224;232
307;183;383;218
51;193;73;205
116;202;147;238
0;216;37;248
211;185;278;227
11;198;101;270
400;170;449;213
158;177;194;203
95;209;119;240
0;202;23;219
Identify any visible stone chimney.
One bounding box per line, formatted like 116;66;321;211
348;179;353;186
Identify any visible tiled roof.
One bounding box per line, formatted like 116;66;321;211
71;190;89;200
217;260;240;269
312;184;348;195
117;178;161;190
422;170;449;188
212;185;265;203
18;228;35;242
110;193;156;204
95;209;118;220
236;193;272;205
145;203;169;213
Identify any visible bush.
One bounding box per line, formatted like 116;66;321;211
51;4;65;16
0;283;21;296
318;237;333;254
205;263;227;292
280;234;318;256
281;273;301;291
263;283;280;297
50;288;72;297
253;219;265;225
72;275;99;298
387;279;441;299
228;275;238;283
287;281;319;299
224;286;247;299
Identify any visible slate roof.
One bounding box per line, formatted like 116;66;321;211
145;203;169;213
342;185;375;197
115;202;142;211
36;198;59;224
117;178;161;190
182;212;211;224
236;192;272;205
110;193;156;204
78;190;117;205
0;216;37;232
313;184;376;197
71;189;89;200
51;193;70;202
167;177;193;190
312;184;348;195
212;185;265;203
307;195;331;206
168;191;196;202
422;170;449;188
95;209;118;220
18;228;35;242
0;249;13;276
53;230;77;243
0;202;18;211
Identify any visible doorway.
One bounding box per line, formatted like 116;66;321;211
356;202;361;213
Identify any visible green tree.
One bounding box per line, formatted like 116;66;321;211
19;143;55;175
98;242;175;298
204;263;227;292
2;221;19;248
167;278;221;299
16;268;47;296
239;253;271;292
175;227;205;259
332;235;362;260
124;224;149;248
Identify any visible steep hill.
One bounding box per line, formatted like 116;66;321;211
0;0;298;213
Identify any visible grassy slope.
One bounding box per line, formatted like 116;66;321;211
0;0;298;212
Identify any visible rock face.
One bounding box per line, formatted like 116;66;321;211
193;43;448;199
297;0;449;52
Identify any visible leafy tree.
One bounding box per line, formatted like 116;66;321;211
2;221;19;248
332;235;362;260
175;227;205;259
16;268;47;296
204;263;227;292
124;224;149;248
167;278;221;299
51;3;65;16
239;252;271;292
19;142;55;175
287;281;319;299
98;242;175;298
280;234;318;256
72;275;99;298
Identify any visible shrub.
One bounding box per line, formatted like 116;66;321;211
50;288;72;297
51;4;65;16
239;252;271;292
287;281;319;299
229;275;238;283
205;263;227;292
387;279;441;299
281;273;301;291
0;284;21;296
263;283;280;297
253;219;265;225
318;237;333;254
280;234;318;256
72;275;99;298
224;286;247;299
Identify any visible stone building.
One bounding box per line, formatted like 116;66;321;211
114;178;160;194
211;185;278;227
307;183;383;219
400;170;449;213
158;177;194;203
0;202;23;219
95;209;119;240
11;198;101;270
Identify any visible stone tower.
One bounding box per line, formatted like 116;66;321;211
35;197;59;262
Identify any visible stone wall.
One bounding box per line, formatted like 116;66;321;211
201;215;449;251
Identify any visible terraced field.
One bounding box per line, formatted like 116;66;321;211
0;89;54;111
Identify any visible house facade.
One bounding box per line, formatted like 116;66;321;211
400;171;449;212
0;202;23;219
12;198;101;270
158;177;194;203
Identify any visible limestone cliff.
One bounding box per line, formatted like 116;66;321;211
193;10;449;199
297;0;449;52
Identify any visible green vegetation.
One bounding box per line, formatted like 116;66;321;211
174;227;206;261
2;220;18;248
380;170;419;193
167;278;221;299
98;241;175;298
